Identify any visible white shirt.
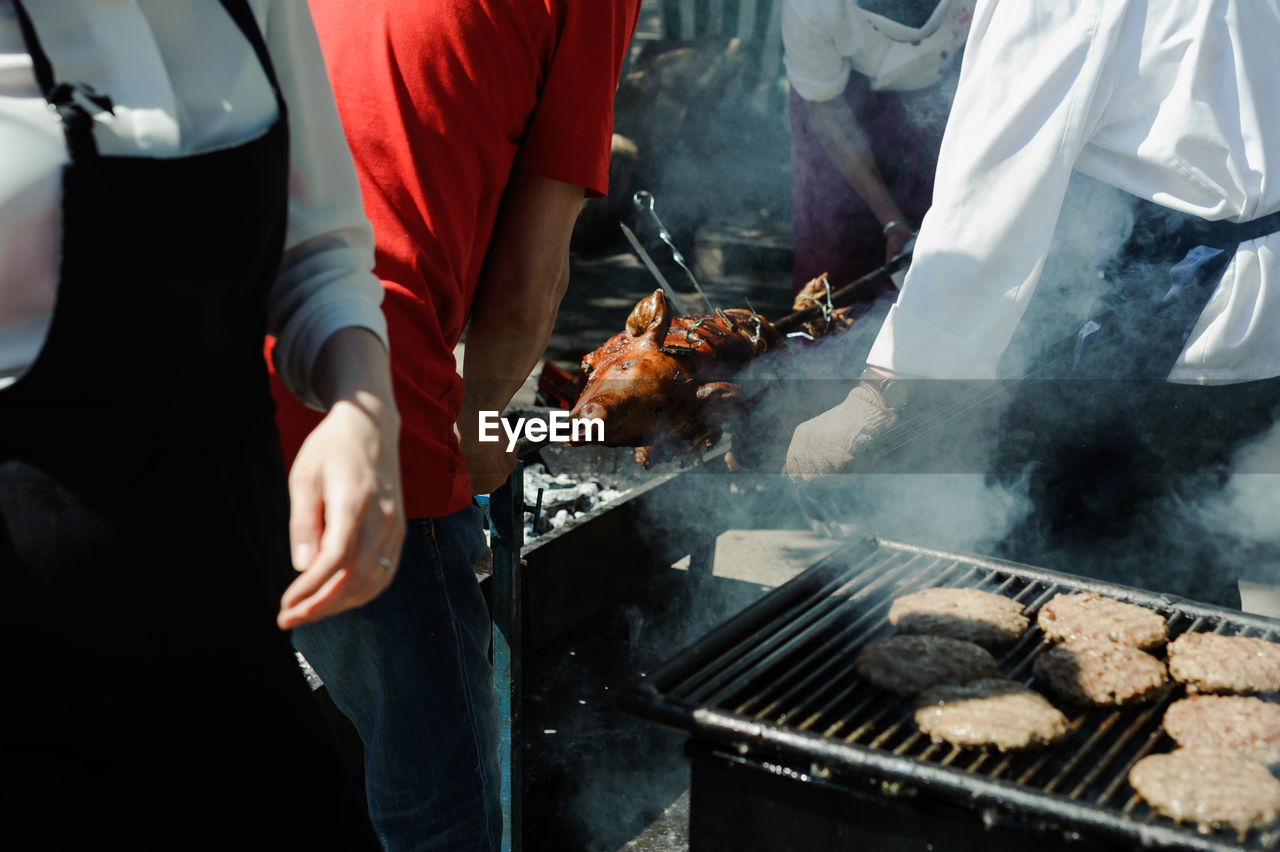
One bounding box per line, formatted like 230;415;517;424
783;0;975;101
0;0;386;404
866;0;1280;383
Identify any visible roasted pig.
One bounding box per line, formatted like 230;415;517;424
568;272;863;466
568;288;779;465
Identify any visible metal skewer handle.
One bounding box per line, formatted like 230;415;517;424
632;190;716;312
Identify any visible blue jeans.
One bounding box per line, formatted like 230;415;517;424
293;504;501;851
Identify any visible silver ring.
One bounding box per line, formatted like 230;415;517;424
375;556;394;570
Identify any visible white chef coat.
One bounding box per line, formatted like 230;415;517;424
783;0;975;100
0;0;386;405
866;0;1280;383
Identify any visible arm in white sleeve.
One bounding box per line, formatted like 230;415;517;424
262;1;388;408
867;0;1117;379
782;0;852;103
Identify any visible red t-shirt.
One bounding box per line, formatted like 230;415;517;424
270;0;641;518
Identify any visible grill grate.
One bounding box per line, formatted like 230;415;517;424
623;536;1280;852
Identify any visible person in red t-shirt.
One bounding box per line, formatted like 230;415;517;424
270;1;641;848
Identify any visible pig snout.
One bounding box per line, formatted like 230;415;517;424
576;401;606;423
567;399;608;445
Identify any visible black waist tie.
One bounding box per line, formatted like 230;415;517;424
1072;199;1280;379
0;2;365;847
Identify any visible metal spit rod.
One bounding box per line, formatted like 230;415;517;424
619;221;690;315
632;190;716;313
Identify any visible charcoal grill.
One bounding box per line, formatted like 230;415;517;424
621;536;1280;851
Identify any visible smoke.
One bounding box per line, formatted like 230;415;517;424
607;32;793;251
580;174;1148;584
804;473;1032;554
1000;174;1134;375
610;158;1280;611
569;12;1280;609
1195;415;1280;592
1202;473;1280;545
524;525;779;851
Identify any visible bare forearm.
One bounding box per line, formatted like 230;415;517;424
311;326;399;433
458;169;585;433
461;261;569;419
807;96;905;227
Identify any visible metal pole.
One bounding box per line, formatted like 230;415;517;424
490;462;524;852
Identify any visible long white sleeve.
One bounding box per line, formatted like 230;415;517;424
868;0;1280;383
867;0;1112;379
261;2;387;408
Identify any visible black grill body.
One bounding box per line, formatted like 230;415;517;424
621;537;1280;851
686;739;1107;851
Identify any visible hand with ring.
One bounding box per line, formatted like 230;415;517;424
277;330;406;630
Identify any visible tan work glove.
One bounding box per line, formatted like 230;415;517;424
783;368;909;530
783;372;904;478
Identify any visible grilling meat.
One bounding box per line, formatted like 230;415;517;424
1163;695;1280;765
1129;748;1280;834
1032;639;1168;706
913;678;1070;752
854;635;1000;696
1036;592;1167;650
888;588;1029;648
1167;632;1280;694
569;289;778;466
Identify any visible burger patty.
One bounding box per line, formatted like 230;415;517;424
1036;592;1167;650
1129;748;1280;834
854;635;1000;696
888;587;1029;647
1032;639;1168;706
913;678;1070;752
1167;632;1280;694
1163;695;1280;764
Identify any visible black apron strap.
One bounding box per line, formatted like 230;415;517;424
217;0;289;117
9;0;54;95
1187;207;1280;248
10;0;287;161
10;0;107;161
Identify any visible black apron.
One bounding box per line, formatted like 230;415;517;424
0;2;363;847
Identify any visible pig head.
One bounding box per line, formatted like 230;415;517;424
569;289;771;461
